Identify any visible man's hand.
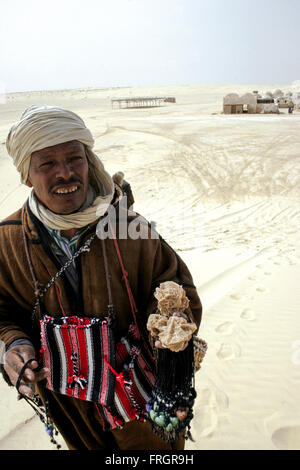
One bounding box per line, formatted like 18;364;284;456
3;345;50;398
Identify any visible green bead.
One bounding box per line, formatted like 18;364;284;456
150;410;157;421
166;423;173;432
155;415;166;427
153;402;159;412
170;416;179;427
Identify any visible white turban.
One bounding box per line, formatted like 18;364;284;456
6;105;115;230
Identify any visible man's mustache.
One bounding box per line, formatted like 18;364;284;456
49;177;83;192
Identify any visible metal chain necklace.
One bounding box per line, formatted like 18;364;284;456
31;232;97;322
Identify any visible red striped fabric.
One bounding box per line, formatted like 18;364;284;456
39;316;116;404
76;327;88;401
99;323;110;405
60;326;74;398
115;379;137;421
40;315;155;431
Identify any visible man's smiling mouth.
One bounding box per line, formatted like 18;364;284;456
54;185;79;195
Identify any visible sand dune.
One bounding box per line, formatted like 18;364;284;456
0;84;299;450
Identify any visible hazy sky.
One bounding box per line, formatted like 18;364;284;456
0;0;299;93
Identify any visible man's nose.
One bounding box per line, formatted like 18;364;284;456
55;161;74;179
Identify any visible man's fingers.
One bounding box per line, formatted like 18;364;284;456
18;383;35;398
21;360;39;380
4;350;26;375
26;359;39;370
4;345;36;373
34;367;50;383
20;365;50;383
8;366;50;397
4;347;49;387
17;366;50;386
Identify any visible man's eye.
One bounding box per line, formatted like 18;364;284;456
40;161;53;167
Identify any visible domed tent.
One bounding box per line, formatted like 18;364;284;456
273;89;284;98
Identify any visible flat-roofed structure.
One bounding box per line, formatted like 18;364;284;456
111;96;176;109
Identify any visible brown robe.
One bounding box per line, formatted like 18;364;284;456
0;202;202;450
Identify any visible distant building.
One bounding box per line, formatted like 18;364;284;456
223;103;243;114
276;97;294;110
223;93;257;114
273;89;284;98
223;92;279;114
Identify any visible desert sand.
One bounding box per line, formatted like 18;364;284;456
0;84;299;450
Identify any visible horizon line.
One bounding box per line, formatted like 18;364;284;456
1;81;298;97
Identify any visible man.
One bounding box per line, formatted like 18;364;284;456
0;105;202;450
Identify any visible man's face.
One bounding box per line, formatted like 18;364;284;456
27;140;89;215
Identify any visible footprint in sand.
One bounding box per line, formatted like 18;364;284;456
215;321;236;335
256;264;264;269
216;343;241;361
264;271;271;276
191;402;218;438
248;275;257;281
192;387;229;438
256;287;267;293
240;308;256;321
215;321;235;335
230;293;245;301
271;426;300;450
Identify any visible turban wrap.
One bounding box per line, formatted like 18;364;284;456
6;105;114;230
